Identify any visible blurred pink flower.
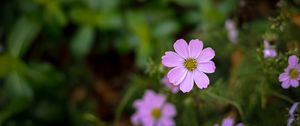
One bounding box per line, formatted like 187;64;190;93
131;90;176;126
225;19;238;43
288;102;298;126
162;39;216;92
161;75;179;93
214;117;244;126
278;55;300;89
263;40;277;58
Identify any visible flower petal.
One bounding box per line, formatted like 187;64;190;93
236;123;245;126
296;65;300;79
228;30;238;43
133;99;143;109
141;117;154;126
281;80;290;89
162;103;176;117
170;85;179;93
144;90;156;101
297;64;300;70
197;61;216;73
289;102;299;116
197;47;215;62
221;117;234;126
131;113;141;126
158;117;175;126
174;39;189;59
179;72;194;93
167;67;187;85
264;49;277;58
288;117;294;126
141;90;158;109
225;20;235;30
188;39;203;58
264;40;270;48
288;55;298;67
162;51;184;67
193;70;209;89
162;103;177;118
143;90;166;108
161;75;179;93
290;80;299;87
278;72;289;82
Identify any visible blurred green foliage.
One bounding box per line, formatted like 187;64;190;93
0;0;300;126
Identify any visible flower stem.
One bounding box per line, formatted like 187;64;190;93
204;91;245;121
269;90;294;104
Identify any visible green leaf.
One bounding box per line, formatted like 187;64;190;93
85;0;120;11
153;20;179;38
45;1;67;27
70;8;121;29
7;17;41;58
126;11;151;68
0;55;14;78
0;97;32;125
70;8;101;27
197;0;233;31
70;26;95;60
33;0;66;27
4;73;33;98
96;11;122;29
0;73;33;125
172;0;199;6
114;36;136;54
0;54;26;78
33;100;65;122
25;62;65;87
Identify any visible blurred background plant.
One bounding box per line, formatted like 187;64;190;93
0;0;300;126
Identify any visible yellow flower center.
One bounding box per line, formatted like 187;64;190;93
289;68;299;79
184;58;198;71
151;108;161;119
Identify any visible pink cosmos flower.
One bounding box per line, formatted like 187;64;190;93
131;90;176;126
288;102;298;126
214;117;244;126
161;39;216;93
263;40;277;58
161;75;179;93
225;19;238;43
278;55;300;89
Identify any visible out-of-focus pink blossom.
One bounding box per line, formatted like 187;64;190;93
263;40;277;58
131;90;176;126
225;19;238;43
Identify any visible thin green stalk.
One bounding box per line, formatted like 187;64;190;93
205;91;245;121
114;86;137;126
269;90;294;104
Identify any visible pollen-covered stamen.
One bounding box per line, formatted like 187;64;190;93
289;68;299;79
151;108;161;119
184;58;198;71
